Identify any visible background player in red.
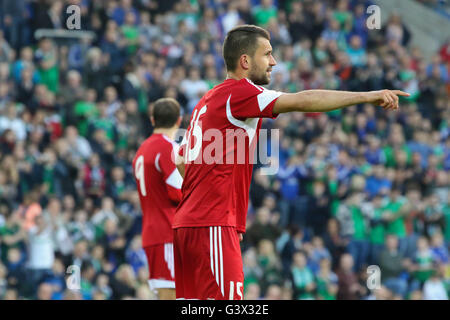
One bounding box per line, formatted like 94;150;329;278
132;98;183;300
174;25;409;300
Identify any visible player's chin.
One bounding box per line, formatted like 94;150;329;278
259;75;271;85
251;73;270;85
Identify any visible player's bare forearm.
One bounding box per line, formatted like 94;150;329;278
176;163;185;179
175;154;185;179
273;89;410;114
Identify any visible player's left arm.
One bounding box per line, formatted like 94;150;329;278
272;89;410;114
175;133;187;179
175;153;185;179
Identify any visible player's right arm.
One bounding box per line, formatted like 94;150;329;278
272;89;410;114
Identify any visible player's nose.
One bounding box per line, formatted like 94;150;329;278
270;55;277;66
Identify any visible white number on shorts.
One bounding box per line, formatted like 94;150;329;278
229;281;243;300
135;155;146;196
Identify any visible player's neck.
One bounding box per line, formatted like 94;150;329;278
153;128;176;140
226;71;247;81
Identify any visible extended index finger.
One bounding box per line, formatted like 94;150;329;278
392;90;410;97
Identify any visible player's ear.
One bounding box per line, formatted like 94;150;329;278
150;116;155;126
239;54;250;71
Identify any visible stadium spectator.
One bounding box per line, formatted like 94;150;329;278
290;250;315;300
257;239;283;294
27;214;55;295
378;234;409;298
336;253;365;299
423;267;449;300
246;207;282;249
315;257;339;300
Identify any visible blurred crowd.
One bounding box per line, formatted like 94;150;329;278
415;0;450;18
0;0;449;300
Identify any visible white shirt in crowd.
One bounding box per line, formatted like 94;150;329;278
423;278;449;300
180;78;208;101
28;226;55;270
0;116;27;141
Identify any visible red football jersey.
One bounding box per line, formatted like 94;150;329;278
174;78;283;233
133;133;183;247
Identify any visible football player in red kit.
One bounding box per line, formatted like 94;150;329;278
133;98;183;300
174;25;409;300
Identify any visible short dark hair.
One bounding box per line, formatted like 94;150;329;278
223;24;270;71
151;98;180;128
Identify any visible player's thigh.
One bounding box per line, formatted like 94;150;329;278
174;227;210;299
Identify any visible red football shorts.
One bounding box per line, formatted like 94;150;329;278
144;243;175;291
173;226;244;300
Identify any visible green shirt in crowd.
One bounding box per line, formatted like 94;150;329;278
384;197;407;238
315;273;338;300
89;117;115;141
370;207;386;245
252;6;277;26
382;145;412;168
74;101;99;137
413;250;434;283
351;206;367;240
333;10;353;30
291;266;315;300
328;180;340;217
121;25;139;55
443;205;450;243
0;224;21;263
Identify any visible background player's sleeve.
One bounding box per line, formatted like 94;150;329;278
229;79;283;119
157;142;183;203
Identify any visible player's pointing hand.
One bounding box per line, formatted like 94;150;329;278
369;89;410;111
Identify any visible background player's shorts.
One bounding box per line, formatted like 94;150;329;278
144;243;175;292
173;226;244;300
